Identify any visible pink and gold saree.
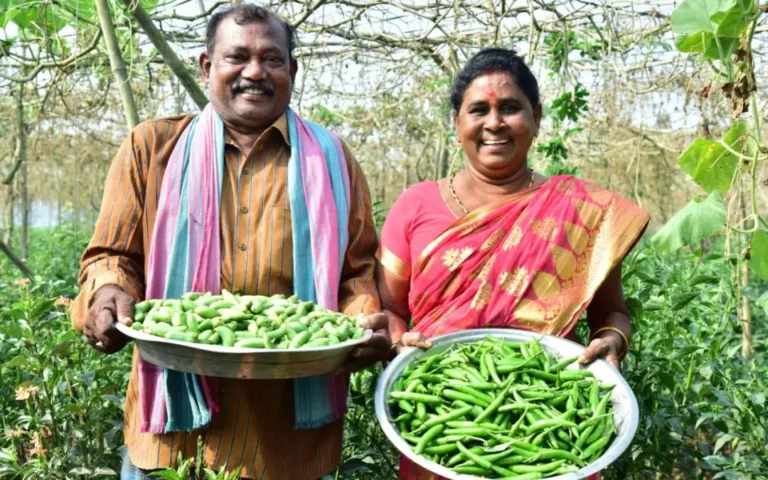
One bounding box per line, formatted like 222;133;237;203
379;176;650;479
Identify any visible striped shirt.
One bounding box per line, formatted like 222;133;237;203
69;113;380;479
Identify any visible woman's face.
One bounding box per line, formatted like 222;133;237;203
453;71;542;180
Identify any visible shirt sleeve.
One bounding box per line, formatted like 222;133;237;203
69;126;148;332
377;185;415;279
337;143;382;316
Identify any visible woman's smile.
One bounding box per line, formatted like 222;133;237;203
479;138;514;152
453;71;541;178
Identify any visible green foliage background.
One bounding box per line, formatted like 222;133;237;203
0;227;766;479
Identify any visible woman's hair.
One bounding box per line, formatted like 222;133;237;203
449;48;540;112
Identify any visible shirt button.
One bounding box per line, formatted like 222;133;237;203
243;168;250;175
240;206;248;214
238;243;247;251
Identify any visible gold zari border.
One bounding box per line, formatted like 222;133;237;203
377;246;412;279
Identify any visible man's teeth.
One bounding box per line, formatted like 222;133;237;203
241;87;265;94
483;140;509;145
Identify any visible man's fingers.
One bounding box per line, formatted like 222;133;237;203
347;346;380;360
342;346;381;373
361;332;390;353
118;317;133;327
341;357;373;374
357;313;388;332
115;293;135;324
93;308;116;348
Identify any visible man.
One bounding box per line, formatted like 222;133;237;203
70;5;389;479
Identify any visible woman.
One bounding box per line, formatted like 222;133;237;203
376;48;650;479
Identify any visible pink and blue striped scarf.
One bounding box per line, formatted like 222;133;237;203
138;104;351;433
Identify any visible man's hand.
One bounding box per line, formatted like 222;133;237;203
83;285;134;354
577;331;625;369
340;313;391;373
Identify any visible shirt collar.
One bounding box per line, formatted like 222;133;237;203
222;111;291;148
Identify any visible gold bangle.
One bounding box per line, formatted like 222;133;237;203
591;326;629;359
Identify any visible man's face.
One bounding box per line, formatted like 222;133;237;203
200;16;297;132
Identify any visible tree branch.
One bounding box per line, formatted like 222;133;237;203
0;31;103;83
121;0;208;109
0;239;34;279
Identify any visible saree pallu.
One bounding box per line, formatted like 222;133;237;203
394;176;649;479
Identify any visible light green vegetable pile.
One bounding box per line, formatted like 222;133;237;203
131;291;365;349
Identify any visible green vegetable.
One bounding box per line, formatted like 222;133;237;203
388;337;616;478
128;292;366;351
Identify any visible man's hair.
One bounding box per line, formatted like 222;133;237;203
449;48;540;112
206;4;296;58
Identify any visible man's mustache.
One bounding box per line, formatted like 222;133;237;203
232;81;274;96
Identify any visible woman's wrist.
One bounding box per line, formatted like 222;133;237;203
590;326;629;360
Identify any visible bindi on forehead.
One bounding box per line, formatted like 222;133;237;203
488;90;497;106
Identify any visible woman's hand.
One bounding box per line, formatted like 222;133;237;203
577;330;625;369
396;331;432;354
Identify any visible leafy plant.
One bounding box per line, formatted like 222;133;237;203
608;246;768;479
668;0;767;282
537;84;589;177
652;192;727;252
149;437;240;480
0;278;128;479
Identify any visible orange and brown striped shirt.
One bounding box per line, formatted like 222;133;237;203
70;112;380;479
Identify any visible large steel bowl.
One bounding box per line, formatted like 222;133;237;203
116;322;372;379
374;328;639;480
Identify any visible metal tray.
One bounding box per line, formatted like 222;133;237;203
374;328;639;480
117;322;372;379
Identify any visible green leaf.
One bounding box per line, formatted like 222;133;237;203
713;433;734;454
672;292;700;311
4;355;28;368
10;7;37;28
658;371;676;391
39;4;71;34
757;291;768;317
677;120;755;194
652;192;727;252
700;366;714;380
51;340;73;356
140;0;159;13
148;471;181;480
674;32;740;60
0;0;34;28
687;273;719;286
62;0;99;21
93;468;117;476
0;321;23;338
203;470;218;480
749;229;768;280
671;0;755;60
696;412;713;429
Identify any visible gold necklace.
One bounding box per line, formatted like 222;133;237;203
449;168;535;215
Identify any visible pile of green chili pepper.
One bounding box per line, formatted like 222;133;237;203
130;291;366;349
387;337;616;479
